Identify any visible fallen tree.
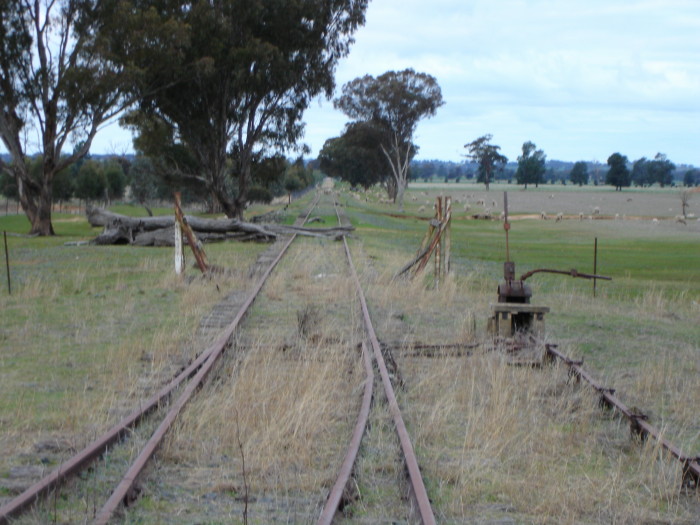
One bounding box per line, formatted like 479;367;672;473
86;208;353;246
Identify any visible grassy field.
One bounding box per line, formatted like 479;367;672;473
0;183;698;523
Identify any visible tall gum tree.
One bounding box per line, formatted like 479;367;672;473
463;134;507;191
118;0;368;219
515;140;546;189
606;152;630;191
0;0;140;235
334;69;443;210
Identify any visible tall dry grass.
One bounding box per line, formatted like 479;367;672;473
165;335;363;494
403;352;694;524
160;239;365;514
346;237;698;523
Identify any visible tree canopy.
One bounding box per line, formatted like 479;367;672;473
318;121;389;191
463;134;507;191
0;0;138;234
647;153;675;188
515;141;546;189
569;161;589;186
606;153;631;191
334;68;443;209
118;0;368;219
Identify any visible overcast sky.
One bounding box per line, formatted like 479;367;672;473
92;0;700;166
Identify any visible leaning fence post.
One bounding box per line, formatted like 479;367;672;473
4;230;11;295
445;196;451;275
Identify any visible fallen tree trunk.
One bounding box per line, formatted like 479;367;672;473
86;207;353;246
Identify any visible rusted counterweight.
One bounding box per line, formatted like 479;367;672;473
489;261;547;338
498;260;532;302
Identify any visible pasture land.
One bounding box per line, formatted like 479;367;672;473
0;183;698;523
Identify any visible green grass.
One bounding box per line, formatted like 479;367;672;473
1;186;698;522
0;202;273;478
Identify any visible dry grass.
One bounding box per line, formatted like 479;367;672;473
403;352;694;523
135;238;367;521
348;230;699;523
165;336;363;493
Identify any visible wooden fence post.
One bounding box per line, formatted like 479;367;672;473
4;230;11;295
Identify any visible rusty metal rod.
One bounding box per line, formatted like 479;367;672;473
546;344;700;489
519;268;611;282
317;342;374;524
343;236;437;524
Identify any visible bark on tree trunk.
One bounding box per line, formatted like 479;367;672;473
19;178;55;236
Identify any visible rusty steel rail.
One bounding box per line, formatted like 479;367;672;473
92;195;321;523
0;195;321;525
341;234;437;524
546;344;700;489
317;342;374;524
0;330;218;524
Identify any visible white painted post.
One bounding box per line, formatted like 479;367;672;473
174;220;184;275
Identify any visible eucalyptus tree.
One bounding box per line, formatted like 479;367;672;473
318;121;390;192
0;0;140;235
515;141;546;189
647;153;675;187
463;134;507;191
606;153;631;191
334;69;443;209
569;161;589;186
119;0;368;219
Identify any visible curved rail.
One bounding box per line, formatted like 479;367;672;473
92;195;321;523
341;234;437;524
0;195;320;525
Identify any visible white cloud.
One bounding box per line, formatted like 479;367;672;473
303;0;700;164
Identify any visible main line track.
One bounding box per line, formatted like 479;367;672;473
1;190;438;524
1;195;320;523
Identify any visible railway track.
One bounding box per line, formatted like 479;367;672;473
1;190;438;523
1;195;321;523
2;184;697;523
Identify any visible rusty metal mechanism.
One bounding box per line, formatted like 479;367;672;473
489;192;611;339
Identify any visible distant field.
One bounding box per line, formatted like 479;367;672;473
409;181;697;219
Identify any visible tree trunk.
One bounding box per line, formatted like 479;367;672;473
19;177;55;236
395;179;406;211
86;207;354;246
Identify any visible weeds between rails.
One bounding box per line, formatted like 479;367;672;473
0;196;321;524
2;190;696;520
317;200;436;524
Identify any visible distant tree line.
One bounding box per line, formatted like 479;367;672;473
0;153;319;216
405;151;698;190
